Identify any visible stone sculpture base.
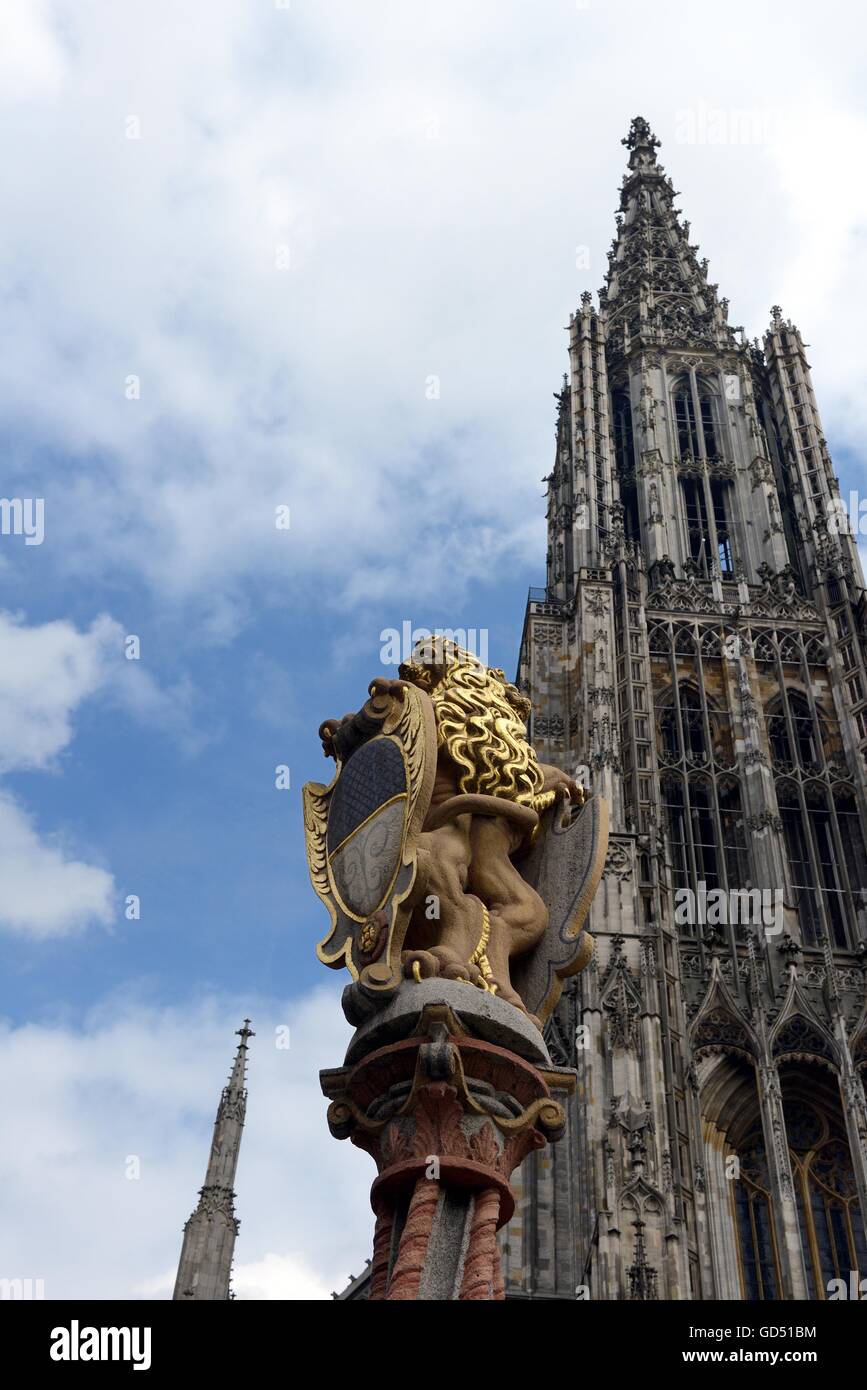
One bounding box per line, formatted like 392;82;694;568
320;980;576;1300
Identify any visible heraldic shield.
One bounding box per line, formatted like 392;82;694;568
303;680;437;998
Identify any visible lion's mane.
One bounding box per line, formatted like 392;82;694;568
427;653;544;808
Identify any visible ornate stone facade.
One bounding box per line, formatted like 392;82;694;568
504;117;867;1301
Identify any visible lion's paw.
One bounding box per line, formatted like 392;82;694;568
402;949;441;982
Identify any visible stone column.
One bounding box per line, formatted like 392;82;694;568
756;1059;809;1299
320;980;576;1301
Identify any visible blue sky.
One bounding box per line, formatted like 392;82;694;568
3;561;534;1019
1;0;866;1299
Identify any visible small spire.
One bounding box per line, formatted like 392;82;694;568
626;1218;658;1300
173;1021;254;1301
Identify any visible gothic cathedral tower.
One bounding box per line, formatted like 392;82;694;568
503;117;867;1301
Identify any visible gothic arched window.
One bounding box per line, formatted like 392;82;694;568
673;378;721;460
612;390;634;476
710;479;734;575
680;477;709;571
661;774;689;891
699;388;721;458
691;776;721;890
673;380;698;459
768;706;793;769
792;694;822;770
731;1107;866;1300
806;785;848;948
656;680;749;919
612;391;640;543
768;689;825;773
783;1088;867;1299
703;1059;864;1302
800;1139;867;1293
648;624;671;659
662;770;737;918
835;791;867;909
733;1126;780;1301
718;777;749;887
682;685;707;762
658;682;708;764
776;779;853;948
777;782;821;945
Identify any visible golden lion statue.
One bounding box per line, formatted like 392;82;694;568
310;636;596;1026
393;637;581;1013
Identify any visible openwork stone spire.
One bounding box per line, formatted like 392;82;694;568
602;115;737;357
173;1020;254;1301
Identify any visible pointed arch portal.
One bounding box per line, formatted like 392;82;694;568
699;1055;865;1299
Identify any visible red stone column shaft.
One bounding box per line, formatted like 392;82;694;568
458;1186;502;1300
492;1231;505;1301
386;1176;440;1301
368;1206;394;1300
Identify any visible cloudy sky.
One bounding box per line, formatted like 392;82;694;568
1;0;865;1299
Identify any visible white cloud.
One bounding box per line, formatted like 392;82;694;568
0;989;372;1299
0;1;66;104
0;1;862;615
0;608;211;935
0;792;114;937
0;610;120;936
233;1251;334;1302
0;611;121;773
134;1251;333;1301
0;606;213;764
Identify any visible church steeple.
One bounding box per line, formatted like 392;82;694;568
173;1020;254;1301
512;116;867;1304
603;115;736;357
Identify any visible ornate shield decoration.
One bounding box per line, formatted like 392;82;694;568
512;793;609;1025
303;682;437;997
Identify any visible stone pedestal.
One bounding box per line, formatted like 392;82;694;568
320;980;576;1300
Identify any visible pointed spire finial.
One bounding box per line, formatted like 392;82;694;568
225;1019;254;1100
626;1218;659;1300
622;116;660;157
